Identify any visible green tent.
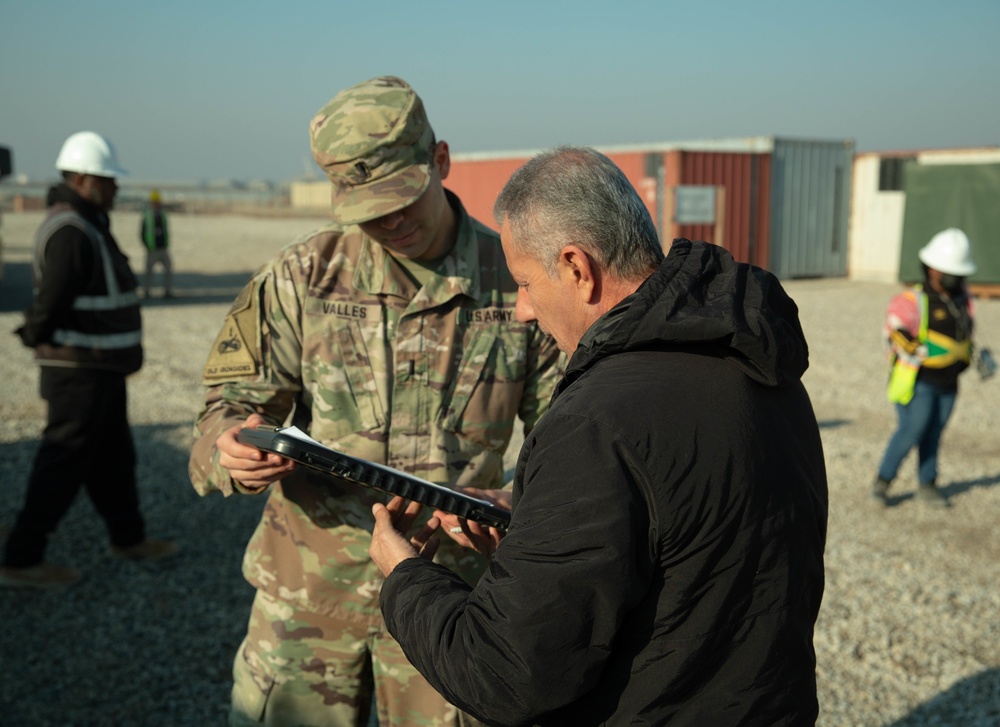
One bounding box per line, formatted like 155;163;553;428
899;162;1000;284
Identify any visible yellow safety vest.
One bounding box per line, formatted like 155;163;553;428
886;286;971;404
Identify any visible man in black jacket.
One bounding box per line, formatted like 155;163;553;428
1;132;177;589
370;147;828;726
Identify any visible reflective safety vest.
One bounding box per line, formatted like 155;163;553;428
886;285;971;404
142;207;169;250
34;206;143;365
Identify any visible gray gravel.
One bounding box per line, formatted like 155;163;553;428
1;210;998;726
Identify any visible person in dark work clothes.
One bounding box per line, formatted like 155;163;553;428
1;132;178;589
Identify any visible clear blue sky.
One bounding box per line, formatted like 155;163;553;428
1;0;997;184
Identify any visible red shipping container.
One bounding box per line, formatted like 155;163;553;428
448;147;771;269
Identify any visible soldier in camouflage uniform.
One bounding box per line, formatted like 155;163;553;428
188;76;563;727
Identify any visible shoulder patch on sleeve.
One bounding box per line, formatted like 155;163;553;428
202;281;260;383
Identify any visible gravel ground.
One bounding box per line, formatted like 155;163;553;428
1;210;998;726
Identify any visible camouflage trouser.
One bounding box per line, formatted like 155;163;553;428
230;590;483;727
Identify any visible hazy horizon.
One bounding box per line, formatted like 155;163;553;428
2;1;997;184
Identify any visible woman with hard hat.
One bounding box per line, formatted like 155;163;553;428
873;228;978;508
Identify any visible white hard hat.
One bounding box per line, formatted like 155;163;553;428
55;131;128;177
918;228;976;277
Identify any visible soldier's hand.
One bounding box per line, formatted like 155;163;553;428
217;413;296;492
370;496;441;577
435;487;508;556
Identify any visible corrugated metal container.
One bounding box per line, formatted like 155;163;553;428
670;150;771;269
447;150;665;237
444;152;532;229
449;147;773;270
767;139;854;279
451;137;854;279
598;139;777;268
448;150;662;251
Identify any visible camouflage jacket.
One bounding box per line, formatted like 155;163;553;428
189;195;563;623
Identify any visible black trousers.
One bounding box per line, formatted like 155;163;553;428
3;366;145;567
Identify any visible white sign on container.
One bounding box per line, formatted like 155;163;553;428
674;186;716;224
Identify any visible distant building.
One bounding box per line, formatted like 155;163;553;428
290;181;331;211
849;147;1000;284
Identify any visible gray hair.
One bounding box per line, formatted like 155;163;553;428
493;146;664;279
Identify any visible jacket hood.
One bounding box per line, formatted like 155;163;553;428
564;239;809;391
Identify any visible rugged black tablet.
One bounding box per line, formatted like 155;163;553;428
236;426;511;531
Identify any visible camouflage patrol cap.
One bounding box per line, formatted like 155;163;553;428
309;76;436;225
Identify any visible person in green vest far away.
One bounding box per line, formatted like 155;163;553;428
140;188;173;298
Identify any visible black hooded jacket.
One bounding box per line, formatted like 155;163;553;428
381;240;829;726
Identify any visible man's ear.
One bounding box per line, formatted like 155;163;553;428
558;245;598;304
434;141;451;180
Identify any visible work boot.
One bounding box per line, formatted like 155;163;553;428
111;538;180;561
872;477;891;505
916;482;948;508
0;563;83;589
